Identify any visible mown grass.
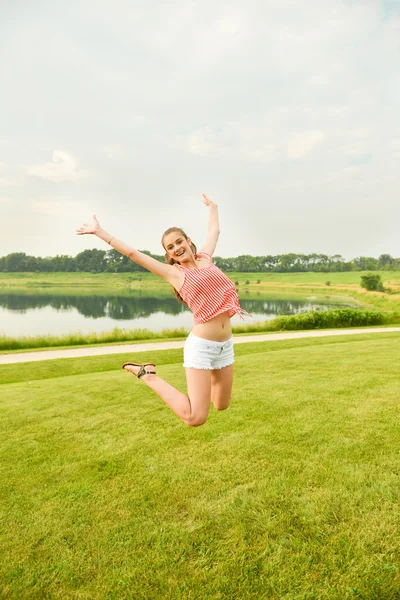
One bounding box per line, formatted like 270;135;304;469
1;333;400;599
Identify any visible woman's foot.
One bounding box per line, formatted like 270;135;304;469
122;362;156;379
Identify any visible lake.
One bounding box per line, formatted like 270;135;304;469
0;289;359;337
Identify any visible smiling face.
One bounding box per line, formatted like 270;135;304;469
162;229;193;263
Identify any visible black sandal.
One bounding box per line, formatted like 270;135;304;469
122;362;156;378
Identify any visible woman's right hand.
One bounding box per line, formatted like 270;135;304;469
76;215;101;236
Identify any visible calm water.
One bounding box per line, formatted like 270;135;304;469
0;290;359;337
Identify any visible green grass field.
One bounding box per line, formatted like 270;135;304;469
1;333;400;599
0;272;161;288
230;271;400;287
1;270;400;288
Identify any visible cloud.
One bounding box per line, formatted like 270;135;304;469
0;176;19;186
287;131;325;159
0;162;22;187
177;123;279;163
185;128;228;158
26;150;80;182
390;139;400;158
31;198;88;217
101;145;125;160
178;123;326;163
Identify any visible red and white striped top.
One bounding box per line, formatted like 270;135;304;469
174;252;251;325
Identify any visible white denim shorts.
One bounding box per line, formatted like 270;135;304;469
183;332;234;370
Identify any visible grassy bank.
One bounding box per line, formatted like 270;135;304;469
1;333;399;598
0;327;188;352
1;270;400;288
0;272;161;288
1;309;399;352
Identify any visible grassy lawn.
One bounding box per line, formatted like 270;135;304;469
1;333;400;599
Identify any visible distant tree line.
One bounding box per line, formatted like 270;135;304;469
0;250;399;273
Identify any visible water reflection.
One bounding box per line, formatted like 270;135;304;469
0;293;185;319
0;292;356;320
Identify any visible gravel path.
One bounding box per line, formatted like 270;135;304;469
1;327;400;365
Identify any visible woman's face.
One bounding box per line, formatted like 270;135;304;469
163;231;192;261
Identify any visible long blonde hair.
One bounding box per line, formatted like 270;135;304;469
162;227;197;303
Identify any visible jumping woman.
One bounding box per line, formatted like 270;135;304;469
76;195;249;427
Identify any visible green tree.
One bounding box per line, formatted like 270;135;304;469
378;254;394;269
353;256;380;271
75;249;107;272
51;255;75;272
4;253;28;272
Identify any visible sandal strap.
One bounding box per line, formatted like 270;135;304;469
137;365;156;378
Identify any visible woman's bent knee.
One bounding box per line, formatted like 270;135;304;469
185;414;208;427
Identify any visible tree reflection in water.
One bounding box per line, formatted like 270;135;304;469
0;294;186;319
0;293;357;320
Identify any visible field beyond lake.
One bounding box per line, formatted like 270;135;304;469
1;270;400;288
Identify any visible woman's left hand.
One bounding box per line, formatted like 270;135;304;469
202;194;218;208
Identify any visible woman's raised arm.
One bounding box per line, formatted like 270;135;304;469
199;194;220;256
76;215;179;284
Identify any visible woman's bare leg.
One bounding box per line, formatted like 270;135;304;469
123;365;212;426
211;364;233;410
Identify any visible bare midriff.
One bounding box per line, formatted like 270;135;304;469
192;311;232;342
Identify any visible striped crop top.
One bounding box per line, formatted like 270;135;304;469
173;252;251;325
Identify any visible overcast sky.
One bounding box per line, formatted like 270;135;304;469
1;0;399;260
